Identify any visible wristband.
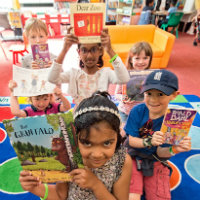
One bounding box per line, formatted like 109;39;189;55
40;183;48;200
109;54;118;63
169;146;179;156
143;137;152;148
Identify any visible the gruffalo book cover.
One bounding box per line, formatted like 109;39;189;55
3;111;83;183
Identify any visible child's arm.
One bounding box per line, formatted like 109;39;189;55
112;154;132;200
56;26;78;64
8;80;27;118
101;28;130;83
129;131;164;148
19;171;68;200
157;136;191;158
54;87;71;112
70;157;132;200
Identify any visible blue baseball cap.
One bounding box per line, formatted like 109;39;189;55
141;69;178;95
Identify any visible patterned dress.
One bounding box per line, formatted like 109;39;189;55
67;146;126;200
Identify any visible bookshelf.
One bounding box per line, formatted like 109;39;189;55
106;0;118;23
116;0;143;25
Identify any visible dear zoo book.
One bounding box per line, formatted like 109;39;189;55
70;3;106;43
161;107;197;145
3;111;83;183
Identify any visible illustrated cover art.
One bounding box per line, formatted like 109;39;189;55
2;111;83;183
70;3;106;43
12;65;55;97
122;70;153;102
161;107;197;145
31;44;50;68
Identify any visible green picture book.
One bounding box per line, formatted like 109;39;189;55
3;111;83;183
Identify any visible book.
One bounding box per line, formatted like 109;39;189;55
122;70;153;102
2;111;83;183
161;107;197;145
12;65;55;97
31;44;50;68
70;3;106;43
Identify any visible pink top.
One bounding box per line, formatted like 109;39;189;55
24;103;61;116
115;84;142;116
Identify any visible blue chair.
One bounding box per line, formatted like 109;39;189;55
161;12;184;38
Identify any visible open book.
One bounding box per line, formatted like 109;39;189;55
122;70;153;102
70;3;106;43
12;65;55;97
161;107;197;145
3;111;83;183
31;44;50;68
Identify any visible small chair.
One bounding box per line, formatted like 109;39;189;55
161;12;184;38
9;32;29;64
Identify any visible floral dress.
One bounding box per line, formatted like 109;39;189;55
67;146;126;200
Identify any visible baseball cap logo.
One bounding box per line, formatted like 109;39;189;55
154;72;162;81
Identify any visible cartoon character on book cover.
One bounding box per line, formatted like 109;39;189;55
161;108;197;145
31;44;50;68
13;65;55;97
3;111;83;183
123;70;153;102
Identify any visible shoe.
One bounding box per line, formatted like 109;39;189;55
193;41;197;46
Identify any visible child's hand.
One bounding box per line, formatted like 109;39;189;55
8;80;17;92
54;87;62;97
44;61;52;68
151;131;165;146
173;136;191;153
32;61;40;69
63;26;79;50
100;28;112;53
123;97;135;104
19;171;40;192
70;167;99;190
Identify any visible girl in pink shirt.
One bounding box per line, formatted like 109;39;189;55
8;80;71;117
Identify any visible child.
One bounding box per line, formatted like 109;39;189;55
158;0;178;27
19;91;132;200
138;0;154;25
48;27;130;107
124;69;191;200
115;42;153;136
8;80;71;117
21;17;56;69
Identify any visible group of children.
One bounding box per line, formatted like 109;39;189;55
8;16;192;200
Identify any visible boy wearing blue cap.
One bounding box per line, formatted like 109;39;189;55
124;69;191;200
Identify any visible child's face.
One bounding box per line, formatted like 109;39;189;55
28;29;48;45
31;95;51;111
78;44;102;69
131;50;150;70
144;89;178;119
78;121;117;168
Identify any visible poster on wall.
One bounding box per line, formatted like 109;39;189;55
70;3;106;43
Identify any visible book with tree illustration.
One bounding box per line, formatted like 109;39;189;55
31;44;50;68
70;3;106;43
122;70;153;102
161;107;197;145
12;65;55;97
3;111;83;183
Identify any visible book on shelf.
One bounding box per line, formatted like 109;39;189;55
161;107;197;145
31;44;50;68
122;70;153;102
12;65;55;97
70;3;106;43
3;111;83;183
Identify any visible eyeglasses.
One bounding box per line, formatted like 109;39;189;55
79;46;99;55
